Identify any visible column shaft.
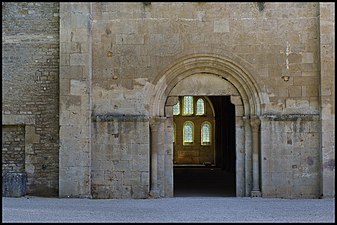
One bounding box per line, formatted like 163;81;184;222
243;116;252;196
250;116;261;197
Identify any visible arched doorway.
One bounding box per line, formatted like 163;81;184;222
173;95;236;197
148;54;263;198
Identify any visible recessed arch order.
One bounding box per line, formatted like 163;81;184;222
150;53;264;118
148;53;266;197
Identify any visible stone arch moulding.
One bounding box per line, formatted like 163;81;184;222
150;54;264;117
148;53;266;198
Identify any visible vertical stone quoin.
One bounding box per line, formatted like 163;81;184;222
58;2;92;198
319;2;335;198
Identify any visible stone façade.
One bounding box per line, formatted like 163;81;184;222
2;2;335;198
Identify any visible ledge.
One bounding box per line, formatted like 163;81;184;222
2;114;35;125
92;113;149;122
260;114;320;121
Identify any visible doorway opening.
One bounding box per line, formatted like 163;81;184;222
173;96;236;197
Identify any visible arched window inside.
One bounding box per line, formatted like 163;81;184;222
173;101;180;115
201;122;211;145
196;98;205;115
183;96;193;115
183;121;194;145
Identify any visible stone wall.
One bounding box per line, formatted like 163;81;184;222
91;115;150;198
261;115;321;198
319;2;335;198
3;2;334;198
58;3;92;198
87;2;326;198
91;2;320;116
2;126;25;176
2;2;59;196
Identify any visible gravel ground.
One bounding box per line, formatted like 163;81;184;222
2;196;335;223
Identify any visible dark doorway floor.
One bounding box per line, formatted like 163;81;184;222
174;167;236;197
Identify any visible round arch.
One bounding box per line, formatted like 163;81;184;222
149;53;264;117
148;53;265;198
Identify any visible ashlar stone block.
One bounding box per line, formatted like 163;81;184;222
214;20;229;33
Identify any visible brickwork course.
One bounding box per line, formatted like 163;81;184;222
2;2;335;199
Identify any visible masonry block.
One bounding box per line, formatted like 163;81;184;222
2;172;27;197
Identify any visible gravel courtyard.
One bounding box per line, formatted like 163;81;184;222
2;196;335;223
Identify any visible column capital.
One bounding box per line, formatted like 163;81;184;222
236;116;244;127
250;115;261;130
165;96;179;106
149;116;166;129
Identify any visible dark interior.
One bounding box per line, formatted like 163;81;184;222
174;96;236;197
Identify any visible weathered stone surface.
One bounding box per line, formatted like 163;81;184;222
91;116;150;198
261;115;321;198
2;2;335;199
2;2;59;197
2;172;27;197
319;2;335;198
